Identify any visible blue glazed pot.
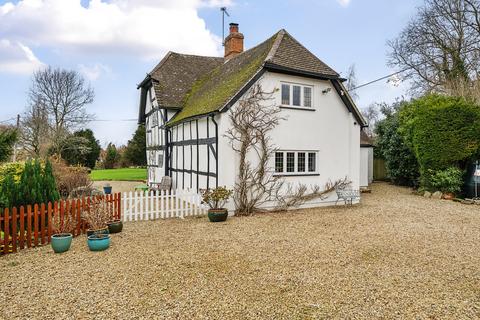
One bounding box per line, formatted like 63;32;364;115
103;186;112;194
51;233;73;253
87;234;111;251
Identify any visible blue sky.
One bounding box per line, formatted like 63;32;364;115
0;0;421;146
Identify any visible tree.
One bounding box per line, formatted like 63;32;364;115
345;64;359;101
375;103;420;187
0;127;17;163
361;103;380;137
104;143;119;169
388;0;480;96
28;66;94;153
59;129;100;168
21;100;51;157
124;125;146;166
399;94;480;173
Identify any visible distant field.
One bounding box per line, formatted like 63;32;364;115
90;168;147;181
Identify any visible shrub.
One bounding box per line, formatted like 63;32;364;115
0;159;60;209
0;128;17;163
59;129;101;169
51;159;93;198
424;167;464;194
399;94;480;172
0;162;24;184
375;110;420;186
201;186;233;209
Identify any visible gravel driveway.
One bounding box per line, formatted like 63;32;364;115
1;183;479;319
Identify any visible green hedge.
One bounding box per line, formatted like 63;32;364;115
398;94;480;193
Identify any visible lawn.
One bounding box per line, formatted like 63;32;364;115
1;183;480;318
90;168;146;181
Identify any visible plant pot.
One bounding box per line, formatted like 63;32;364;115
86;227;109;237
442;192;455;200
103;186;112;194
51;233;73;253
107;220;123;234
87;234;111;251
208;208;228;222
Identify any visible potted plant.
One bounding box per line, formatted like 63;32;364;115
107;219;123;234
103;183;112;195
201;186;233;222
82;200;110;236
50;211;76;254
87;233;111;251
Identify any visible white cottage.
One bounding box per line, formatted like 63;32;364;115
138;23;367;207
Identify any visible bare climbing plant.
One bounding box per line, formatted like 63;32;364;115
225;84;351;215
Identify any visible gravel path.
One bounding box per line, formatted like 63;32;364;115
1;183;479;319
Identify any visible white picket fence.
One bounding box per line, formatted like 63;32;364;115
122;189;207;221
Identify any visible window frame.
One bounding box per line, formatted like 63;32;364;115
273;150;319;176
280;82;314;110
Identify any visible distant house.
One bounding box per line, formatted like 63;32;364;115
138;23;367;207
360;130;374;187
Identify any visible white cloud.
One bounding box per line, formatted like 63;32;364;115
337;0;351;7
78;63;112;81
0;39;44;74
0;0;228;69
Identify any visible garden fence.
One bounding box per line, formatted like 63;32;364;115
122;189;207;221
0;193;121;256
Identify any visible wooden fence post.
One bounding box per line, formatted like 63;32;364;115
33;204;39;247
19;206;25;249
3;208;9;255
11;207;17;253
47;202;53;243
40;203;46;245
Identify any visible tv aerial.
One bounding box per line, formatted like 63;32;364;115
221;7;230;46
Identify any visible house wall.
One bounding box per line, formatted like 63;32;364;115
217;71;361;209
168;117;217;191
144;86;171;185
360;147;374;187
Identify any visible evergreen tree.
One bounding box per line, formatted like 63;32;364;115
124;125;147;166
104;143;119;169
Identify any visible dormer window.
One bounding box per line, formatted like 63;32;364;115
280;82;314;109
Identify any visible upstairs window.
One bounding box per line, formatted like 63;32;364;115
281;84;290;105
280;83;314;108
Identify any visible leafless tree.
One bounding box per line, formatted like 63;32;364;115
28;66;94;153
225;84;352;215
361;103;381;137
345;64;359;101
21;99;51;156
388;0;480;97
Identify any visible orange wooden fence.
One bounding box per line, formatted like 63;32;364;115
0;193;121;255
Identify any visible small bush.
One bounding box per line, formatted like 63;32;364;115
51;158;92;198
424;167;464;194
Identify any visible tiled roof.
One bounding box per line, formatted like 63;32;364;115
265;30;339;77
149;53;223;108
140;29;366;127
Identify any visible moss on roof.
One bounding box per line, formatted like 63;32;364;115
167;34;277;126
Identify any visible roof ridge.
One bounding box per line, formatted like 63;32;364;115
277;31;339;77
149;51;174;76
170;52;222;60
264;29;286;63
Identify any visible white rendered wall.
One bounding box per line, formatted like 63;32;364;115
217;71;361;209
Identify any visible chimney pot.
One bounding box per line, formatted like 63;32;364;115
224;23;244;61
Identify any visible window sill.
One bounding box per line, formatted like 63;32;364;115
279;106;315;111
273;173;320;177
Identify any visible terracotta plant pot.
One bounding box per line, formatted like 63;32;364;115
442;192;455;200
86;227;109;237
208;208;228;222
107;220;123;234
51;233;73;253
87;234;110;251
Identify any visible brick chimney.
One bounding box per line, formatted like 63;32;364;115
224;23;244;60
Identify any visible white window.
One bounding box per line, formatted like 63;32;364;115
280;83;314;108
152;112;158;127
158;151;164;168
274;151;318;175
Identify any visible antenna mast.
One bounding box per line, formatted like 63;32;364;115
220;7;230;46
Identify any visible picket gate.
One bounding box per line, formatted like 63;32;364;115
122;189;206;221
